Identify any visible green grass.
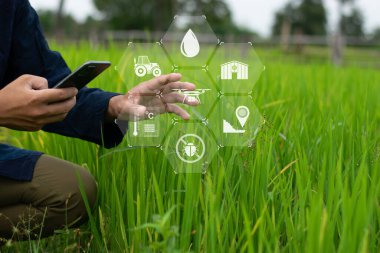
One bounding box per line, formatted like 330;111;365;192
1;43;380;252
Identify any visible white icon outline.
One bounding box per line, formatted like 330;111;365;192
132;110;159;138
221;61;249;80
180;29;200;58
173;89;211;104
176;134;205;164
223;105;250;134
134;56;162;77
223;120;245;134
236;106;250;126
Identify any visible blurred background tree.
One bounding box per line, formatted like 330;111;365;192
332;0;364;64
295;0;326;35
340;7;364;37
35;0;378;49
93;0;176;31
55;0;65;38
39;10;77;35
372;27;380;41
272;0;327;36
93;0;248;35
39;10;106;40
176;0;242;35
272;3;295;37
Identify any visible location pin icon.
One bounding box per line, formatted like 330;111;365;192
236;106;250;127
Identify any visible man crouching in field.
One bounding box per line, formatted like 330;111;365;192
0;0;197;242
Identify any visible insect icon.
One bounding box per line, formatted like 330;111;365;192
176;134;205;163
183;142;197;157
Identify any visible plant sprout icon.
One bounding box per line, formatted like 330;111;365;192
176;134;205;163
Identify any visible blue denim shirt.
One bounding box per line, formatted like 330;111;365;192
0;0;124;181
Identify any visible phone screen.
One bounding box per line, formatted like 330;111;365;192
53;61;111;89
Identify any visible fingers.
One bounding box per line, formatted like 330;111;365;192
42;97;77;117
145;73;182;91
161;93;199;106
23;75;49;90
165;104;190;120
37;113;70;125
35;87;78;104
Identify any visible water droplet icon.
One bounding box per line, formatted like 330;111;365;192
180;29;200;58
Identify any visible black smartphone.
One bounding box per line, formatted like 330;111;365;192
53;61;111;89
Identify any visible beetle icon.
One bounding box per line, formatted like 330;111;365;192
176;134;205;164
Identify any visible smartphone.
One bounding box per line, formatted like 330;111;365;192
53;61;111;89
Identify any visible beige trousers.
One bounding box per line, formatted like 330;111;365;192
0;155;97;241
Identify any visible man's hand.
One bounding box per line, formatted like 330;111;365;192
0;75;78;131
107;73;199;122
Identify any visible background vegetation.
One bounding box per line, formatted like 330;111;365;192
1;43;379;252
41;0;380;40
1;0;380;251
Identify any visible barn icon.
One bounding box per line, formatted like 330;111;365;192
221;61;249;80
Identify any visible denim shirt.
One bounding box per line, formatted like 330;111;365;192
0;0;124;181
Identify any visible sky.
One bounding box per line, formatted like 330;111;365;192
29;0;380;37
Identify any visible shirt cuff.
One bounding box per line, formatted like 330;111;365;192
99;92;126;149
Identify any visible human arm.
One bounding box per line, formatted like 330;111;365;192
5;0;124;148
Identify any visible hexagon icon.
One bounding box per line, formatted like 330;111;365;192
117;42;173;91
161;16;219;68
162;122;218;173
116;94;172;147
170;69;218;122
208;43;265;94
208;95;264;147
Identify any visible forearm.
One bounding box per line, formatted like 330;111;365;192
43;87;125;148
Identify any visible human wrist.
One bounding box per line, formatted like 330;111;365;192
106;95;124;122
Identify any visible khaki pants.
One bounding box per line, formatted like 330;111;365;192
0;155;97;241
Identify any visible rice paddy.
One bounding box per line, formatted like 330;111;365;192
1;43;380;252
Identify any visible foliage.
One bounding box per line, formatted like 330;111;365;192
372;27;380;41
1;44;380;252
177;0;240;35
37;10;106;39
272;0;327;36
272;2;295;36
93;0;175;31
340;8;364;37
93;0;247;35
37;10;76;36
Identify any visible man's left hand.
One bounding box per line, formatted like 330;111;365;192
106;73;199;122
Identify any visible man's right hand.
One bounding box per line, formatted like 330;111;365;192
0;75;78;131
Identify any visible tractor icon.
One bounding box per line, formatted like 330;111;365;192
134;56;162;77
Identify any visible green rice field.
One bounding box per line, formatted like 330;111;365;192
1;43;380;252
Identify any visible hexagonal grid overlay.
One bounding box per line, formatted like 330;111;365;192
116;42;173;91
208;95;264;147
113;15;266;173
169;69;218;122
161;16;219;68
162;122;218;174
208;43;265;94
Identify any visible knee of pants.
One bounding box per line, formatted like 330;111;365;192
60;167;98;226
32;156;98;227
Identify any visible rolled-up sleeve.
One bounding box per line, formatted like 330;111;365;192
5;0;124;148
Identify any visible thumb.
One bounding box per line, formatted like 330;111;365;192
25;76;49;90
